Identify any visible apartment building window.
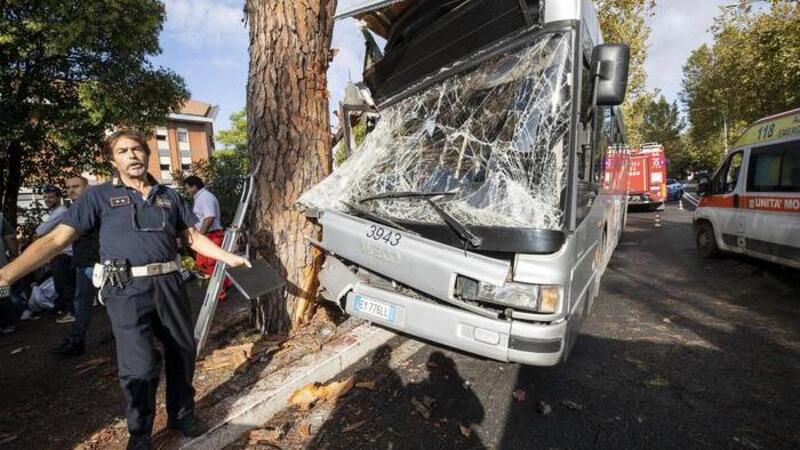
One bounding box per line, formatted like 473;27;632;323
156;126;169;150
177;129;189;144
160;163;172;182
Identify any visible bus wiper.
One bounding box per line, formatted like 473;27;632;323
342;201;413;234
358;191;483;248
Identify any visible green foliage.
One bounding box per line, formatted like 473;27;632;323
0;0;188;221
681;2;800;170
173;110;250;226
217;109;247;153
640;95;690;176
333;117;368;167
596;0;656;147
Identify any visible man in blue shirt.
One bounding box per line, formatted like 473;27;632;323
0;130;250;450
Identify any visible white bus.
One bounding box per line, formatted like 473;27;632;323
300;0;631;366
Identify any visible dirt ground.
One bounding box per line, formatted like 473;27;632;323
0;278;350;450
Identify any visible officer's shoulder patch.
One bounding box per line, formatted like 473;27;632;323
109;196;130;207
155;197;173;209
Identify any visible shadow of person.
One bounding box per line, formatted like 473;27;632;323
402;351;487;449
306;346;488;449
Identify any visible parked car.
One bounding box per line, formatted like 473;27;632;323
667;178;684;200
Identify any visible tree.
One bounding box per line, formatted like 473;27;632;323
640;95;689;176
681;1;800;169
245;0;335;335
0;0;187;224
596;0;657;147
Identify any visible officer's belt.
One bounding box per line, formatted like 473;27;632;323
130;259;180;277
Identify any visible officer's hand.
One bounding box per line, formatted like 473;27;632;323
225;254;252;269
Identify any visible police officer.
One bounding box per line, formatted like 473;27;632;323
0;130;250;450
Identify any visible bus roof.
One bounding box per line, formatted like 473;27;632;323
734;108;800;148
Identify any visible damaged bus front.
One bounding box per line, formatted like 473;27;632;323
300;0;631;366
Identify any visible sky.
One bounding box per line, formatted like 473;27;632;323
152;0;736;136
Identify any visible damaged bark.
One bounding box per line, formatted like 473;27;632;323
245;0;335;334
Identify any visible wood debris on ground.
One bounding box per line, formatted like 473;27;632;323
410;396;432;420
342;420;367;433
354;379;377;390
288;376;355;411
74;356;112;375
458;423;472;438
562;400;584;411
198;338;283;373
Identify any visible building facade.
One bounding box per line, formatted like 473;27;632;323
148;99;218;184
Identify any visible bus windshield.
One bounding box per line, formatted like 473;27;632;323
300;31;573;230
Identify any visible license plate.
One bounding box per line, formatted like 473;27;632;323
353;295;396;323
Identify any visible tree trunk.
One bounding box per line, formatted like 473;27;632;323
2;141;23;227
245;0;335;335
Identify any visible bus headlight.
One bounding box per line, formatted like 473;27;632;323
455;276;561;313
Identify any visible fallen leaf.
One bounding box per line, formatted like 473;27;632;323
537;400;552;416
562;400;584;411
458;423;472;438
512;389;526;402
74;357;111;370
298;424;311;439
662;317;672;324
355;380;377;391
342;420;367;433
411;397;432;420
10;346;29;355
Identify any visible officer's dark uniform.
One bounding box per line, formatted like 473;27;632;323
61;178;198;438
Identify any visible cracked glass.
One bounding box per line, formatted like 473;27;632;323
300;31;573;230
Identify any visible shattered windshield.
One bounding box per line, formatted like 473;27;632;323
300;31;573;230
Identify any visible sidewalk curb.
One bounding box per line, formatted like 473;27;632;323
181;323;396;450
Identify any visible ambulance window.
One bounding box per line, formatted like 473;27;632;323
715;151;743;194
747;142;800;192
780;146;800;192
747;147;782;192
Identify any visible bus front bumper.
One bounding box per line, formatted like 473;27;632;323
343;282;567;367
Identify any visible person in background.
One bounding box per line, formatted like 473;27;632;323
182;176;224;278
49;176;99;357
36;185;75;321
0;213;20;334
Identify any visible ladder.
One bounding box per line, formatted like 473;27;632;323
194;163;259;357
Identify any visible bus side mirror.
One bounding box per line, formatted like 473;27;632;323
697;175;711;196
591;44;630;106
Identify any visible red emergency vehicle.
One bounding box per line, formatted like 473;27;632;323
627;143;667;210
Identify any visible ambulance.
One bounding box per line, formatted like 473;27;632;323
694;108;800;269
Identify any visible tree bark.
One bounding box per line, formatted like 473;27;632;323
2;141;23;226
245;0;335;335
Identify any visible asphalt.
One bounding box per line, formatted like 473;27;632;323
248;199;800;450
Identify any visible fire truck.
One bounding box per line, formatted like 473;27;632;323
627;143;667;210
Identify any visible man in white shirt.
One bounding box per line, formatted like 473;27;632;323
37;186;75;319
183;176;224;277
